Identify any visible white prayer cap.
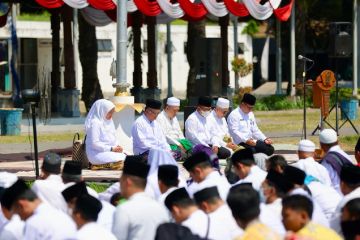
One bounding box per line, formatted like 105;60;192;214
319;129;338;144
0;172;18;188
216;98;230;109
298;139;315;152
167;97;180;107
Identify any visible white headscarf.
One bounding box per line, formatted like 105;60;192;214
85;99;116;134
147;149;186;198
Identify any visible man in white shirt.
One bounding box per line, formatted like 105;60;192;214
185;96;225;158
183;151;231;200
231;148;267;191
157;165;179;204
62;181;115;232
228;93;274;156
193;186;243;240
112;156;169;240
132;99;170;155
31;152;67;213
2;179;76;240
293;139;332;186
208;98;238;157
72;194;116;240
330;164;360;234
156;97;192;158
164;187;209;238
319;129;352;193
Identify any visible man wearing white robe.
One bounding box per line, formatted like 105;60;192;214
31;153;67;213
132;99;170;155
231;148;267;191
112;157;169;240
156;97;192;155
72;194;116;240
194;186;243;240
185;96;223;157
2;179;76;240
293;139;332;186
183;152;231;201
319;129;352;193
208;98;238;158
164;187;209;238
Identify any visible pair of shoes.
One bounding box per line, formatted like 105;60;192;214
90;161;123;170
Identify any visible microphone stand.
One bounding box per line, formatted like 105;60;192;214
302;61;307;139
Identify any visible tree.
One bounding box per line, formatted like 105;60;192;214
78;13;103;111
186;19;206;98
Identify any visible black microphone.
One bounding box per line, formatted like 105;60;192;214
298;55;314;62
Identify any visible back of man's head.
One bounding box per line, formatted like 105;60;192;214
231;148;255;167
226;184;260;228
266;155;287;172
74;194;102;222
340;164;360;194
62;161;82;183
42;152;62;175
158;165;179;188
282;194;313;219
341;198;360;240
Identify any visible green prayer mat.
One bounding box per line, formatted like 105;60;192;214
170;139;193;152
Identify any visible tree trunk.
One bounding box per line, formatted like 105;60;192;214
146;16;157;88
186;19;206;98
50;9;60;111
78;13;103;111
132;11;143;89
62;5;76;89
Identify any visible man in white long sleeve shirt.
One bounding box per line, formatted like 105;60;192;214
185;96;226;158
208;98;238;158
31;153;67;213
112;156;169;240
293;139;332;186
73;194;116;240
132;99;171;155
194;186;243;240
164;187;209;238
231;148;267;191
2;179;76;240
183;152;231;200
319;129;352;193
228;93;274;156
156;97;193;157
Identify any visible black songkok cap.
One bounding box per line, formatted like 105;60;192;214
1;179;29;209
158;165;179;185
42;152;62;174
283;166;306;186
241;93;256;106
356;137;360;151
146;99;162;110
62;161;82;177
193;186;220;204
231;148;255;165
198;96;212;107
123;156;150;179
61;181;88;202
341;219;360;239
164;187;191;211
75;194;102;221
340;164;360;185
183;151;211;171
266;170;294;193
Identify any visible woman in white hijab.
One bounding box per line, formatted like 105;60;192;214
85;99;126;169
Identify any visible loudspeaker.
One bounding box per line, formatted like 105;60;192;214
328;22;352;58
193;38;222;97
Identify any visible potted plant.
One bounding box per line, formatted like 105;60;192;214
231;56;253;78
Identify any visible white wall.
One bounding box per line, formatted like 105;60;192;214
0;20;253;99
